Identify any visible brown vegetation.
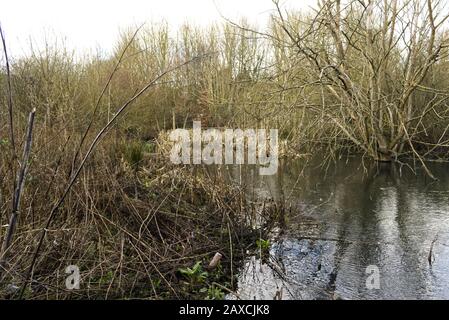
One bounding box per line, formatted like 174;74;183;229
1;0;449;299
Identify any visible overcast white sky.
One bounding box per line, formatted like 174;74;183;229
0;0;316;57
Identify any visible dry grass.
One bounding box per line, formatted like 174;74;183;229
0;132;280;299
2;0;449;299
0;23;284;299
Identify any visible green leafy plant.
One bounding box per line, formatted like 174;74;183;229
256;238;271;251
178;261;208;287
204;284;225;300
99;270;114;286
150;277;161;290
0;138;9;146
123;141;145;171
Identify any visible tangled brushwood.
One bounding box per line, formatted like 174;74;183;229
0;135;281;299
0;26;282;299
2;0;449;299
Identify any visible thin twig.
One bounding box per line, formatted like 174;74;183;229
70;24;144;177
0;108;36;275
0;24;16;159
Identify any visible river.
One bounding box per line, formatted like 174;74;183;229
219;157;449;300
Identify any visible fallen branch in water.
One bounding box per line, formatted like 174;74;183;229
428;235;439;266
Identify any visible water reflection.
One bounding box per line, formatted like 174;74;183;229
224;158;449;300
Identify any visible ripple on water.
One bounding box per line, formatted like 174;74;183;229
227;158;449;300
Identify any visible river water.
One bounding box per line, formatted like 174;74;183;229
222;157;449;300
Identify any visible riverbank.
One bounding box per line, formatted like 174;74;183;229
0;135;284;299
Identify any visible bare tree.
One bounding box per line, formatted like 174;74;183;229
271;0;449;169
